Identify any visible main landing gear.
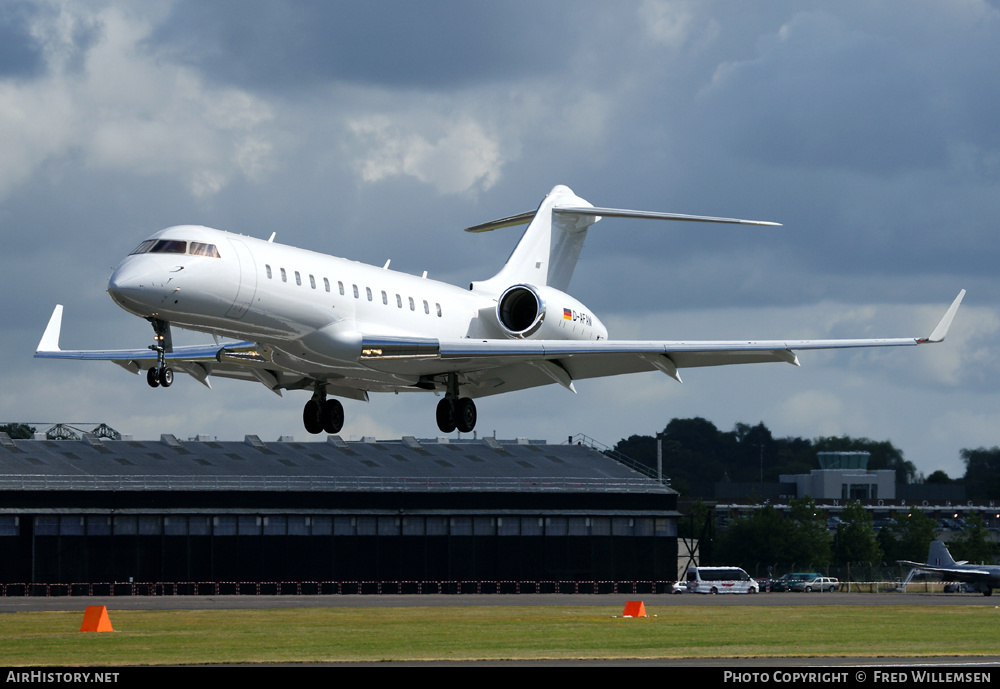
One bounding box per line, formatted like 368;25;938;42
435;397;476;434
145;318;173;388
302;388;344;435
435;372;477;434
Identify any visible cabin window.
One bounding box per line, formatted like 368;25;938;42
352;284;359;299
436;303;442;317
338;281;344;296
265;265;272;279
366;287;373;301
295;271;302;286
423;300;429;314
396;294;402;308
408;297;415;311
324;278;330;292
381;290;388;305
309;275;316;289
280;268;287;283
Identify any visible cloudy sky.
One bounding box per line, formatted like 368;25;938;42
2;0;998;479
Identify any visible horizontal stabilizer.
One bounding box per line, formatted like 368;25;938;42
554;206;781;227
464;211;536;233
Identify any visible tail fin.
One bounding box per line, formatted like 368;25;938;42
473;185;598;293
928;540;958;567
469;185;781;295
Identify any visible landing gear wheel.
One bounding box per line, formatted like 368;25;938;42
322;398;344;434
158;366;173;388
303;399;323;435
456;397;477;433
147;367;160;388
436;398;457;433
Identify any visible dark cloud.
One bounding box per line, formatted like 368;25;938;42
146;0;582;92
693;12;947;174
0;2;46;79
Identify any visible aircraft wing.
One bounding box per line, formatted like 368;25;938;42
34;305;303;392
37;290;964;399
361;290;966;397
897;561;993;579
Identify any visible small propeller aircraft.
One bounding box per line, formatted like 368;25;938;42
36;185;965;435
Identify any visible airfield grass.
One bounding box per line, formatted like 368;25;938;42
1;604;998;665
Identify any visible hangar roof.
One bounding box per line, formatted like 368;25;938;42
0;433;672;494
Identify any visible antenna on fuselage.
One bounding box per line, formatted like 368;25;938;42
267;232;276;243
383;259;391;269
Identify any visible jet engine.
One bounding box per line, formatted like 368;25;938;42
494;283;607;340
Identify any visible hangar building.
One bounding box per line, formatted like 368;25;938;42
0;432;678;593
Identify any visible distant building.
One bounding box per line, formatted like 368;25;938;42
779;452;895;501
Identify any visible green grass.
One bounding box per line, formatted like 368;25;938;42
0;605;997;665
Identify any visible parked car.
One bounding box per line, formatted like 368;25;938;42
770;572;822;592
671;581;688;594
791;576;839;592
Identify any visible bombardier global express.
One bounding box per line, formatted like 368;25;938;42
36;185;965;435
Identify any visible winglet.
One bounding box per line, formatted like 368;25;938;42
37;305;64;353
921;290;965;343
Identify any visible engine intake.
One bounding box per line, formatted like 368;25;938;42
497;284;545;338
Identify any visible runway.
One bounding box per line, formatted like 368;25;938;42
3;591;998;612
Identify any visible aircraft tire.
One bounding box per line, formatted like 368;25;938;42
322;399;344;434
303;399;323;435
147;367;160;388
436;398;457;434
456;398;477;433
158;366;173;387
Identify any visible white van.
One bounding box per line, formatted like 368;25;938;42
684;566;759;594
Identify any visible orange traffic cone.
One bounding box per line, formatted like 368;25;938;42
80;606;113;632
622;600;647;617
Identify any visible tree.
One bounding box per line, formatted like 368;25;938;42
714;498;831;572
788;497;832;569
0;423;35;440
961;447;1000;499
947;513;997;565
833;501;882;568
878;511;938;564
924;470;952;484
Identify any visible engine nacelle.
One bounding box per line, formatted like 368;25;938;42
495;284;607;340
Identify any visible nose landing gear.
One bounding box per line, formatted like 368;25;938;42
145;318;173;388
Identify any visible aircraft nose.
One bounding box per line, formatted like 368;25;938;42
108;260;168;315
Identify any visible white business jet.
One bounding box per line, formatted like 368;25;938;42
36;185;965;436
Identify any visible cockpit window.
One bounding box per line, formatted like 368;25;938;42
150;240;187;254
129;239;157;255
129;239;220;257
189;242;221;258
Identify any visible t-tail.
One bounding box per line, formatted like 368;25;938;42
468;184;780;295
